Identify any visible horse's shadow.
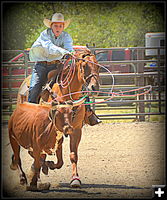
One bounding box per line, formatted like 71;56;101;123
41;183;148;194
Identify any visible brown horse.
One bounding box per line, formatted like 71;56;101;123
16;49;100;188
44;50;100;187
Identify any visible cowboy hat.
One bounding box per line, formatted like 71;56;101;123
43;13;71;29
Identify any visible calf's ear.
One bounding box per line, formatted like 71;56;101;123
51;100;59;107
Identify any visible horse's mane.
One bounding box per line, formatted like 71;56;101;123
75;49;92;59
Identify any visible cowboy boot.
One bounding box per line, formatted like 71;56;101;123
85;106;101;126
84;97;101;126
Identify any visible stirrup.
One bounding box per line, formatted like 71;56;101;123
88;113;101;126
85;107;102;126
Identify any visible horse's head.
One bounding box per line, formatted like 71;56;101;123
76;50;100;96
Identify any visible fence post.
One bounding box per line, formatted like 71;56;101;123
8;67;13;114
24;51;29;78
157;48;162;114
137;49;145;121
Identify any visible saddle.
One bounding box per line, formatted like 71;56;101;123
18;76;31;96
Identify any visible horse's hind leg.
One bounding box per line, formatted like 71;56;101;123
9;134;27;185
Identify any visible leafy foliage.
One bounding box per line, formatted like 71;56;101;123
2;2;165;49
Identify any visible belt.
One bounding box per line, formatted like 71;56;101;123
37;60;60;65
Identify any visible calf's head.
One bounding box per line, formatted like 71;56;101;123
51;101;74;137
46;97;86;137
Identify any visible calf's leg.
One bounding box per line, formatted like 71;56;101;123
27;150;50;191
9;133;27;185
45;136;64;170
55;137;64;168
28;151;48;178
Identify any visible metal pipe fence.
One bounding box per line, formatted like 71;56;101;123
2;47;165;123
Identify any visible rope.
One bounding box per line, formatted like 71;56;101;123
52;54;152;106
59;57;76;88
54;85;152;106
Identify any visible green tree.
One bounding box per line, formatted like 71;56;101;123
108;2;164;47
2;2;165;49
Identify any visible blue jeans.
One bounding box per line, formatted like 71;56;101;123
28;62;59;103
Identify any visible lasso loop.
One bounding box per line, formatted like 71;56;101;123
58;85;152;106
54;55;152;106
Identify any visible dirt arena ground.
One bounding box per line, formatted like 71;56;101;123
1;122;165;199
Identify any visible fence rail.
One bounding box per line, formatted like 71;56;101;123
2;47;165;123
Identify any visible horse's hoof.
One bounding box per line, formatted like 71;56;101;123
38;182;51;191
70;176;81;188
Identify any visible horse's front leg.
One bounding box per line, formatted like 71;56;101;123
69;128;82;187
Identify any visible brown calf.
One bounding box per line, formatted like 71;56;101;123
8;101;73;191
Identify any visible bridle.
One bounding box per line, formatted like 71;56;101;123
78;54;100;84
85;73;99;84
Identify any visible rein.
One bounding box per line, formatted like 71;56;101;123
55;55;152;105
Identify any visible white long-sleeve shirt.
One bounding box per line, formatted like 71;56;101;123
29;28;74;62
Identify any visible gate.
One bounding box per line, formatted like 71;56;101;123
89;47;165;122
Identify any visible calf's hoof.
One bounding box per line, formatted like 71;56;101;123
38;182;51;190
20;176;27;185
26;185;38;191
70;176;81;188
45;161;56;170
10;163;18;170
45;160;63;170
42;164;49;175
26;182;50;191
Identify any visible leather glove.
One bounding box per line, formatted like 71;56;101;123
63;51;75;59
